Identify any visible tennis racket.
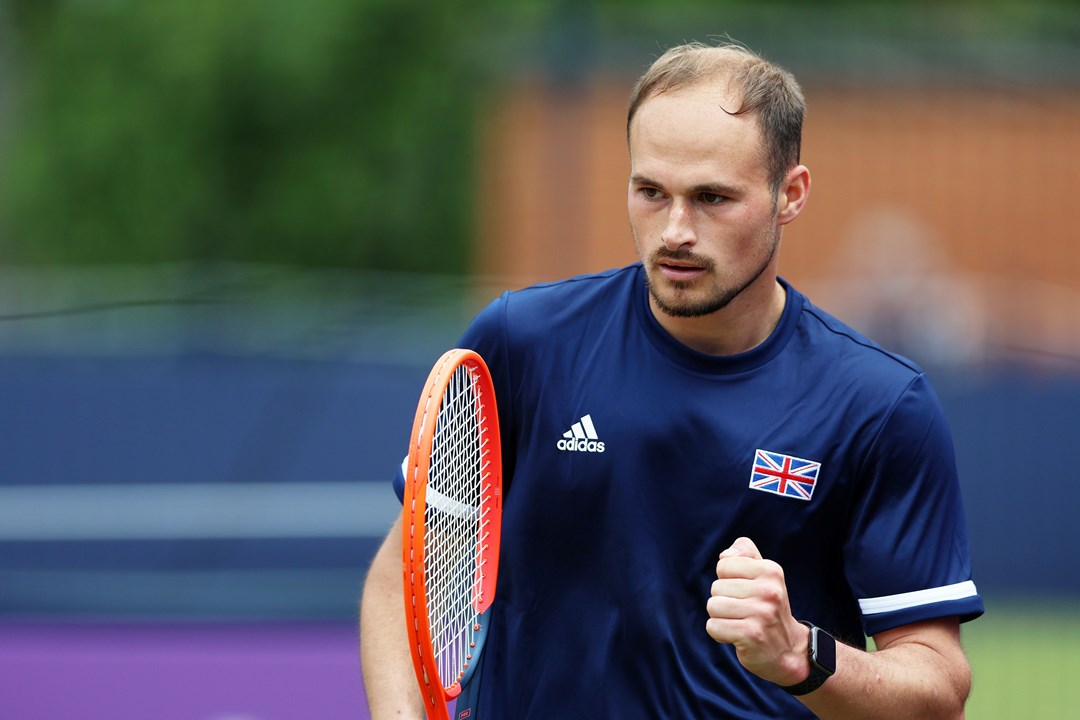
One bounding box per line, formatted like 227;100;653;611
402;349;502;720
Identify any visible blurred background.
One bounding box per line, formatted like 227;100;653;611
0;0;1077;717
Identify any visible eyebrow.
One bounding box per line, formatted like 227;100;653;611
629;174;744;197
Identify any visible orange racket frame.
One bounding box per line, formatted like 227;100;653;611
402;349;502;720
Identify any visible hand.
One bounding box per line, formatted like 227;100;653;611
706;537;810;686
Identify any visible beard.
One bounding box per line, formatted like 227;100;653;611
645;229;780;318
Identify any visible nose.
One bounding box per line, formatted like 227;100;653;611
660;198;695;249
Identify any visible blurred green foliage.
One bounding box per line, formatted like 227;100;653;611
0;0;484;271
1;0;1075;270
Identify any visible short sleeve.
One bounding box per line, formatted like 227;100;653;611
844;373;984;636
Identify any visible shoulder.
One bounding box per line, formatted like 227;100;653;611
786;284;952;438
458;263;640;370
789;286;958;473
791;284;925;387
505;264;639;315
474;264;640;340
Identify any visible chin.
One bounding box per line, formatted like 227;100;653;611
649;284;736;318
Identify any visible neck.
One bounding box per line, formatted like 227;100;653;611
650;276;787;356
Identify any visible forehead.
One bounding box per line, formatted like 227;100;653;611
628;83;769;186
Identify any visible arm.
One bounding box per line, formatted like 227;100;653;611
804;617;970;719
360;515;425;719
706;537;971;719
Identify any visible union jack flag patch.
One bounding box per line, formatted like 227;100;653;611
749;449;822;501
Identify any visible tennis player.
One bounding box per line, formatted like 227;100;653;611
361;40;983;718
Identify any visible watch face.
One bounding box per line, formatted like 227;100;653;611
813;627;837;674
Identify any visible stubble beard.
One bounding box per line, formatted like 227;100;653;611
645;228;781;319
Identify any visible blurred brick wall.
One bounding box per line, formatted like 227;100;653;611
476;81;1080;367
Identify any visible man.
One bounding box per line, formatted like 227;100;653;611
361;41;983;718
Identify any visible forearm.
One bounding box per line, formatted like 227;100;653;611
709;541;973;718
360;516;425;719
799;620;971;720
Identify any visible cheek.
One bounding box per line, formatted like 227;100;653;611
627;194;649;220
629;219;649;256
626;203;653;239
722;209;770;246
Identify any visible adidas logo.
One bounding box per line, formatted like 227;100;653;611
556;414;606;453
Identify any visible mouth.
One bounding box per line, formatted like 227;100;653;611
656;259;707;283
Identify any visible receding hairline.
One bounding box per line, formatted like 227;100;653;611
628;43;773;134
627;40;806;192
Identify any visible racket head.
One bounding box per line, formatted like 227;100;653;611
401;349;502;718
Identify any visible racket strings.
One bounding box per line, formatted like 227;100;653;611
425;364;495;688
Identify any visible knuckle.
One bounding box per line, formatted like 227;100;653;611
763;559;785;580
760;584;783;605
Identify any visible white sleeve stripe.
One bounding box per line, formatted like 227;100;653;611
858;581;978;615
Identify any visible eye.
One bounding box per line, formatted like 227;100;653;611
640;187;664;200
699;192;725;205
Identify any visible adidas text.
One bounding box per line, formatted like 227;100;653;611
556;438;606;453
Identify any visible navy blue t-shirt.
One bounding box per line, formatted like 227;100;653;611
394;264;983;719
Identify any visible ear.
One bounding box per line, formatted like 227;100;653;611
775;164;810;226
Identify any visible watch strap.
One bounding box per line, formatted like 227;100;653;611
779;621;836;696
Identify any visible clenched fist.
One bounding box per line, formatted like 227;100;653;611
706;537;811;687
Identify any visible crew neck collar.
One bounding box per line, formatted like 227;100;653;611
634;264;802;376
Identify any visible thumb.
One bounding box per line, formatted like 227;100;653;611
719;536;763;560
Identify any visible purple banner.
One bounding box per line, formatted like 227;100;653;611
0;622;371;720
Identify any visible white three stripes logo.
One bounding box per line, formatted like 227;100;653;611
563;414;598;440
556;414;606;453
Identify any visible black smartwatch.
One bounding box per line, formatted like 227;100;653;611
779;621;836;696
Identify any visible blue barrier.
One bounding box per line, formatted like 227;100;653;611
0;355;1075;617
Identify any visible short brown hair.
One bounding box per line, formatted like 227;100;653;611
627;41;805;192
